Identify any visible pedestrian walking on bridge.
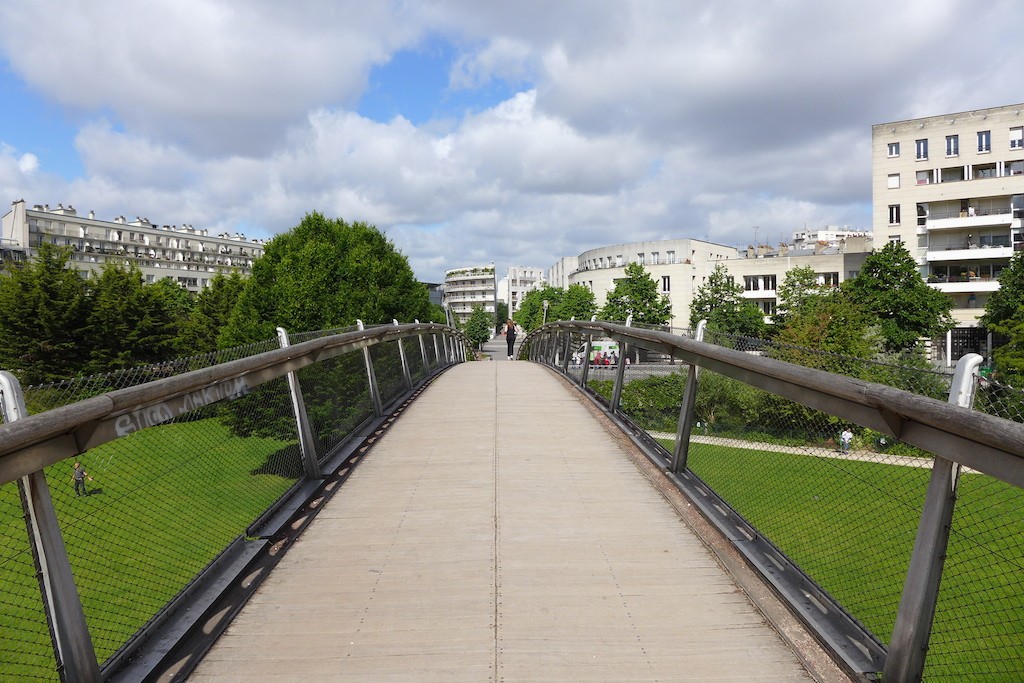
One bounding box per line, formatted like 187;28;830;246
503;319;517;360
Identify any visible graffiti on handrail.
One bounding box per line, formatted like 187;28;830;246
115;377;250;436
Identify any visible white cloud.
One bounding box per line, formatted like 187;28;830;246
1;0;1023;284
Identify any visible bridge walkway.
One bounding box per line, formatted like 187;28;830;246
189;349;837;681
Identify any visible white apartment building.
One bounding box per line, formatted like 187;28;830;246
568;239;738;329
1;200;263;292
726;237;873;319
547;256;578;290
872;102;1024;359
500;265;545;312
443;263;496;324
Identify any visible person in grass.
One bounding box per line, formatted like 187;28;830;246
72;462;93;497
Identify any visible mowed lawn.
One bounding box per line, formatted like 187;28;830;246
0;417;298;680
672;439;1024;679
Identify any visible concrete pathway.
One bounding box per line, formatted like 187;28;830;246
189;362;821;681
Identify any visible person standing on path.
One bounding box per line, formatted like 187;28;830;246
839;428;853;453
503;319;517;360
72;462;93;497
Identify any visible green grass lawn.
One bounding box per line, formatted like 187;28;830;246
661;437;1024;679
0;417;298;679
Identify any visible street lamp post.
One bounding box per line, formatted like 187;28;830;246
542;299;549;325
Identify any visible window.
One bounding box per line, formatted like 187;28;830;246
916;138;928;160
978;130;991;152
616;254;623;266
651;251;659;265
887;173;900;189
637;252;644;264
889;234;902;244
744;276;760;291
1012;127;1024;149
916;170;931;185
888;204;901;225
888;142;900;157
666;250;675;264
946;135;959;156
661;275;670;292
818;272;840;287
758;301;776;315
763;274;777;290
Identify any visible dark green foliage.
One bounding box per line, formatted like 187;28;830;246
841;241;954;351
981;252;1024;384
600;262;671;325
464;306;493;349
690;263;765;336
220;212;431;346
177;272;246;354
559;283;597;322
0;243;90;384
619;372;688;432
515;285;569;331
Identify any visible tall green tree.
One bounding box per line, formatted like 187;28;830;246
981;251;1024;382
495;301;509;331
557;283;597;322
220;212;431;345
0;243;90;384
177;272;246;354
515;286;566;331
773;266;828;329
690;264;765;337
464;306;493;350
600;262;671;325
841;242;954;351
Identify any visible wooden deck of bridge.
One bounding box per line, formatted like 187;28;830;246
189;348;847;681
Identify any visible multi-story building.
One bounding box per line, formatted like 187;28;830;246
567;239;738;329
873;103;1024;359
546;256;578;290
443;263;496;324
1;199;263;291
725;237;873;319
500;266;545;312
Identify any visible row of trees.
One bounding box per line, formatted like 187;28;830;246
690;242;956;357
0;213;444;385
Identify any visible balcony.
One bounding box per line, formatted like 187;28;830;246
927;207;1013;231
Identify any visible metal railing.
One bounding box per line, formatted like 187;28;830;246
525;319;1024;681
0;321;469;682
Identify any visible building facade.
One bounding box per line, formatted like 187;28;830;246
726;238;873;318
500;265;545;312
443;263;497;324
567;239;738;329
872;103;1024;358
1;200;263;292
546;256;579;290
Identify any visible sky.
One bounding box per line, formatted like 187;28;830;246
1;0;1022;284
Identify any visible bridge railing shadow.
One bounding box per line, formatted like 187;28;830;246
0;321;469;682
525;319;1024;682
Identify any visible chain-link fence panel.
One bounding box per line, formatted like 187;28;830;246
403;338;427;383
924;472;1024;680
371;340;408;408
682;370;928;661
0;480;59;681
48;378;300;666
296;351;373;463
423;334;440;370
22;338;281;415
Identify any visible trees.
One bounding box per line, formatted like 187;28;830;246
981;251;1024;382
842;242;954;351
689;264;766;337
0;243;90;384
515;286;565;331
220;212;431;346
464;306;493;349
773;266;827;329
600;262;671;325
558;283;597;322
177;272;246;354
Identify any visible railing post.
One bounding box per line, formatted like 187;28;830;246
357;320;384;417
277;328;322;480
610;315;632;413
0;372;100;682
671;320;706;474
884;352;983;682
561;327;573;374
393;320;413;390
416;320;431;372
432;333;442;368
